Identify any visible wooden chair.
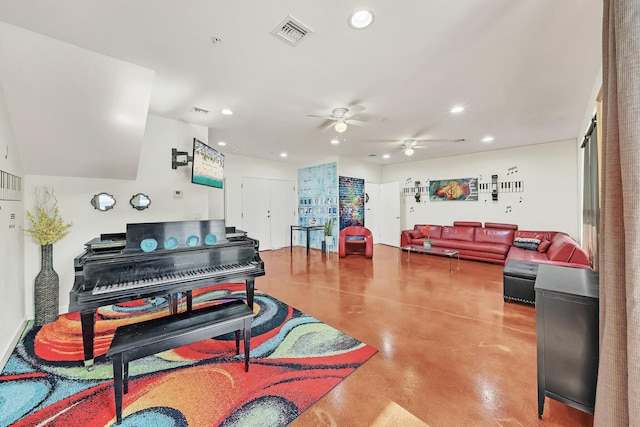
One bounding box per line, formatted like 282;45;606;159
339;226;373;258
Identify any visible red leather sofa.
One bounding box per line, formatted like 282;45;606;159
401;221;591;306
400;221;589;267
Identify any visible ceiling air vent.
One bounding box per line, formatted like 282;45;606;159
270;15;313;46
190;106;209;115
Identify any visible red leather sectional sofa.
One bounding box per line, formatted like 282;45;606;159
400;221;589;267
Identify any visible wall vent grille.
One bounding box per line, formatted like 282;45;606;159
270;15;313;46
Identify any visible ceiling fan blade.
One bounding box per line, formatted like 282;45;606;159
365;138;397;143
415;138;466;143
345;105;365;118
345;119;367;127
307;113;336;120
322;120;337;132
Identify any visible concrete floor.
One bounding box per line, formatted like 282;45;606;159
256;244;594;427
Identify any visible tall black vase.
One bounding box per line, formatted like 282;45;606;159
34;244;59;326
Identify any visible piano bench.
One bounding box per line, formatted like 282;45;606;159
106;299;253;425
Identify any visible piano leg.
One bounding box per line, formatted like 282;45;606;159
169;293;179;314
245;279;255;310
80;310;96;369
167;291;192;313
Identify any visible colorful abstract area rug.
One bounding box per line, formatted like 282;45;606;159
0;284;377;426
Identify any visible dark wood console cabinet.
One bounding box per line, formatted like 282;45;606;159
534;264;599;418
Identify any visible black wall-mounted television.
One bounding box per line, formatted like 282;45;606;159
191;138;224;189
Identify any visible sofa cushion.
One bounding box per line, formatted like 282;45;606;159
485;222;518;230
409;231;423;239
568;245;590;265
508;246;550;262
432;239;510;255
413;224;442;239
453;221;482;228
428;225;442;239
537;239;551;253
515;230;555;242
513;236;542;251
441;226;475;242
547;234;578;262
475;228;514;246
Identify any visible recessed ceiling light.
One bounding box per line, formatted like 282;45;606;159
221;108;233;115
349;9;375;29
450;106;464;113
217;141;226;146
383;154;390;159
330;138;340;145
482;136;494;143
280;152;287;157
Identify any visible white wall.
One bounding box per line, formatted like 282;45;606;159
223;154;299;229
337;157;383;184
22;115;213;318
0;82;26;365
383;139;582;240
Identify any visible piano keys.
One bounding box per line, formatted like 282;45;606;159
68;220;265;367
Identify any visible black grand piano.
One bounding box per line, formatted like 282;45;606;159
69;220;264;367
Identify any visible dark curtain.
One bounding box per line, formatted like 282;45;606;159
582;116;599;270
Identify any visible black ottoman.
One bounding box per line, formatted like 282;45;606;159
503;260;539;305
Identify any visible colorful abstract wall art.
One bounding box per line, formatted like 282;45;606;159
339;176;365;228
429;177;479;201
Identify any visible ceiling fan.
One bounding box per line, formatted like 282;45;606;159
307;105;367;133
400;138;466;156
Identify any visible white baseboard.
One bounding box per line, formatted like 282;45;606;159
0;318;28;372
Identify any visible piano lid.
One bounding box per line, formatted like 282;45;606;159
122;219;229;254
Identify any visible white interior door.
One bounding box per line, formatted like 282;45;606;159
268;179;296;249
242;177;295;251
379;181;401;246
364;182;380;243
241;177;271;250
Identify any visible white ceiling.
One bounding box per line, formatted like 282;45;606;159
0;1;602;179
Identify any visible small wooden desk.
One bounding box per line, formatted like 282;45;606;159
290;225;324;256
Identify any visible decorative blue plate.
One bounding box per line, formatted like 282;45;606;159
140;238;158;252
205;234;217;245
186;235;199;247
164;237;178;250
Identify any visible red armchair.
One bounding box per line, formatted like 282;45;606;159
339;226;373;258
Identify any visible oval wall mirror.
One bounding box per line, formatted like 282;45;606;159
91;192;116;211
130;193;151;210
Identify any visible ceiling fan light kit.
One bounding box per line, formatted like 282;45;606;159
307;105;366;133
404;147;415;156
